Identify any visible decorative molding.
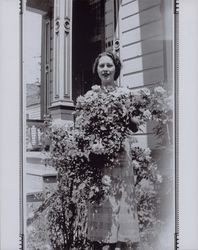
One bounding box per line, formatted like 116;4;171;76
52;0;73;105
49;104;75;111
63;0;72;99
54;30;60;99
19;0;23;15
174;0;179;14
64;17;70;34
49;104;75;121
45;64;49;73
55;18;60;35
64;33;70;97
114;39;120;52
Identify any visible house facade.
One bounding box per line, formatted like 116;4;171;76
25;0;174;246
26;0;173;143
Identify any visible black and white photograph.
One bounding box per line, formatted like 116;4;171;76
24;0;175;249
3;0;198;249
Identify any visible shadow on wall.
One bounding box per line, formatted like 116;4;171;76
139;1;174;249
139;0;165;86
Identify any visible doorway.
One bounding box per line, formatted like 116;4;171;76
72;0;105;102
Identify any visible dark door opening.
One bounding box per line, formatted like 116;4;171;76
72;0;105;103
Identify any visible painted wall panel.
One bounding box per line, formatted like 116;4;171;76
26;174;43;193
122;51;164;75
105;0;113;12
121;37;163;60
27;105;41;119
105;23;114;39
120;1;139;18
141;36;163;53
121;0;161;7
121;20;162;45
121;5;161;29
121;42;142;60
131;133;162;150
121;67;164;88
121;28;141;45
131;134;148;149
117;0;164;150
105;10;114;25
121;0;136;6
138;0;161;10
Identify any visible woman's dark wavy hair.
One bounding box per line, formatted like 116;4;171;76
93;51;122;84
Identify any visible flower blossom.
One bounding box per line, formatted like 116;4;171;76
92;141;104;154
157;174;163;183
143;110;152;119
139;179;154;191
102;175;111;186
132;160;140;169
154;86;166;95
91;85;101;92
144;148;151;156
141;88;151;96
76;95;85;106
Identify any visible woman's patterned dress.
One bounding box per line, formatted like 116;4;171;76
87;138;140;243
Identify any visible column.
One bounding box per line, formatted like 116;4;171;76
49;0;74;120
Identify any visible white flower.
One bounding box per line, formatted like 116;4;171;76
166;95;173;109
139;179;154;191
84;90;98;102
102;175;111;186
145;155;152;161
78;182;86;190
91;85;101;92
141;88;150;96
132;160;140;169
89;186;99;199
92;185;99;192
144;148;152;161
143;110;152;119
154;86;166;95
76;95;85;105
157;174;163;183
92;141;104;153
144;148;151;156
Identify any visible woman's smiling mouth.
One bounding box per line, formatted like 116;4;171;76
102;71;110;77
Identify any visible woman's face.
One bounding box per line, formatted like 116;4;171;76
97;55;116;85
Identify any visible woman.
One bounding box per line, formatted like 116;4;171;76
87;52;141;250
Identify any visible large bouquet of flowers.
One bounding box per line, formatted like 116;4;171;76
75;85;171;137
44;85;172;249
74;85;171;168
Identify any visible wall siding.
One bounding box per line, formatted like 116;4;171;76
119;1;164;88
117;0;164;149
122;67;164;88
27;104;41;120
121;5;161;28
123;50;164;75
121;20;163;46
122;37;163;60
26;174;43;193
